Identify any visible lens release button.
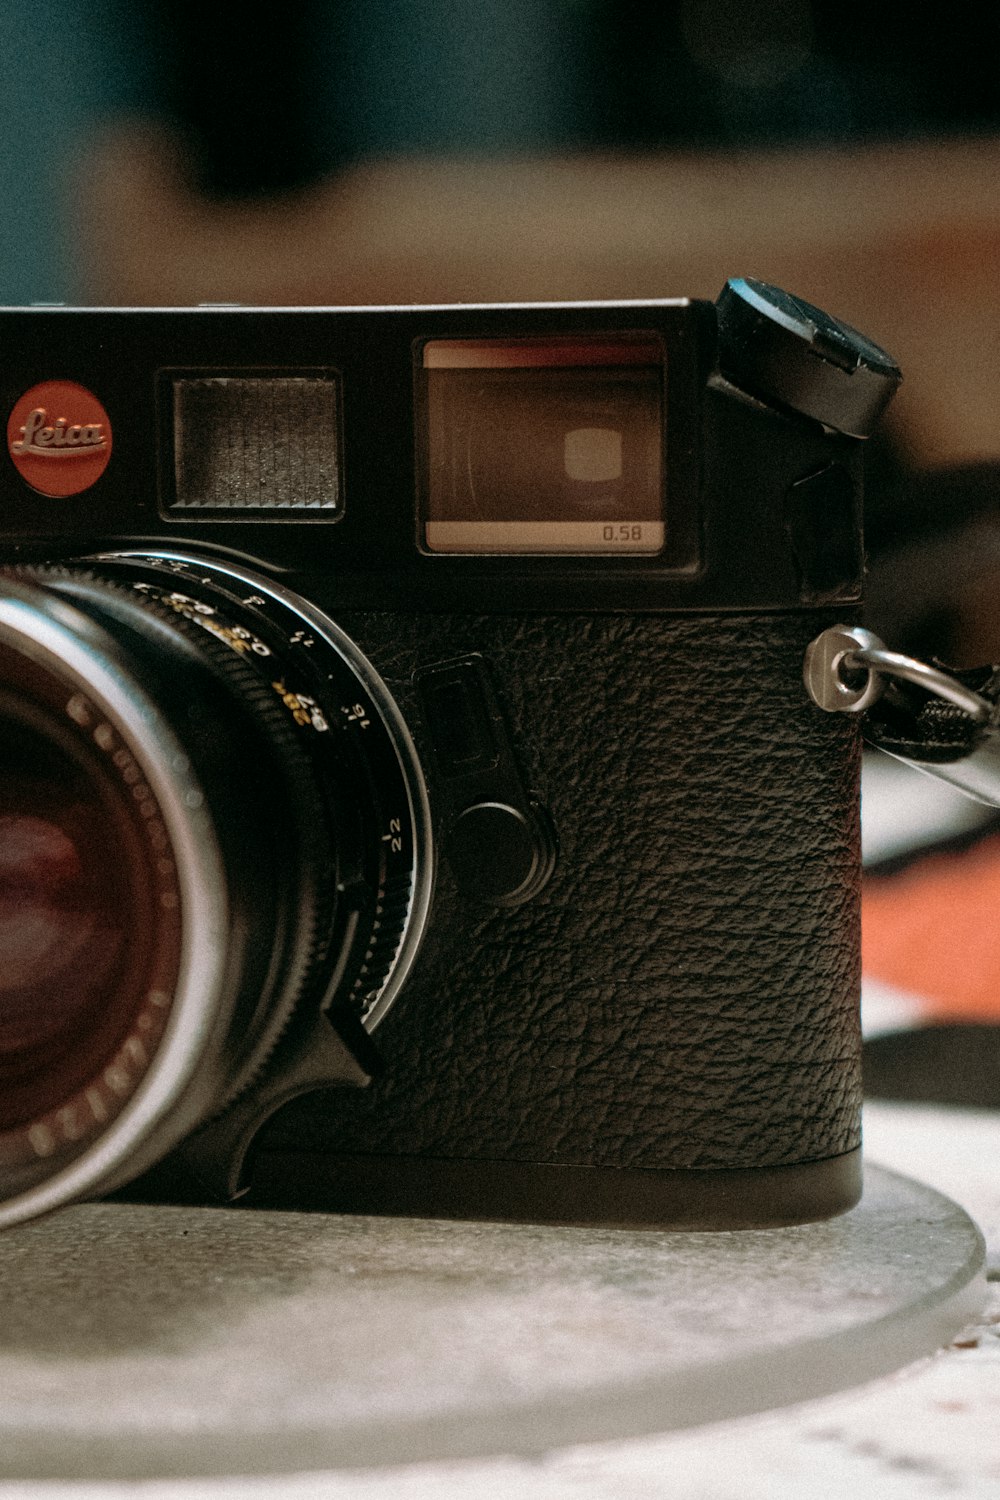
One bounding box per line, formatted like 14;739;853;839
447;800;556;907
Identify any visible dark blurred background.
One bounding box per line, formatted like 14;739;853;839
4;3;999;290
98;2;1000;198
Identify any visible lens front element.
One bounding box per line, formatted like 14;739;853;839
0;585;226;1221
0;651;183;1164
0;674;181;1144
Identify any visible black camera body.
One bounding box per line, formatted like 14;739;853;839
0;282;898;1229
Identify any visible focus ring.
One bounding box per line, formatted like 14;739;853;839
22;566;336;1118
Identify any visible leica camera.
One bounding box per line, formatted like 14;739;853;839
0;280;900;1230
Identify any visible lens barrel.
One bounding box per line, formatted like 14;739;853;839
0;556;429;1226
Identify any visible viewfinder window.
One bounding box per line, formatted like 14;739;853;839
422;337;664;554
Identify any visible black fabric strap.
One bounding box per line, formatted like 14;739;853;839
864;664;1000;764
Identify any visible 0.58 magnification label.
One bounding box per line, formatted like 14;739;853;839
6;380;113;497
422;336;665;555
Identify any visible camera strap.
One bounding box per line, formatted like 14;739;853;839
805;625;1000;808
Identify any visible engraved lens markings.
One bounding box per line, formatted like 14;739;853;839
24;992;171;1159
112;554;424;1036
132;581;339;736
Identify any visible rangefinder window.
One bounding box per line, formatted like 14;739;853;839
421;336;664;554
166;371;343;517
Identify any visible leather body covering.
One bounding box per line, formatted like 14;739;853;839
261;606;862;1178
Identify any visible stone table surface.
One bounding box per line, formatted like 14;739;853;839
0;1100;996;1498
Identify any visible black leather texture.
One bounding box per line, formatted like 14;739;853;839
262;609;862;1173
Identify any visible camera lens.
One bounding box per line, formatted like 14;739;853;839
0;557;430;1226
0;670;181;1135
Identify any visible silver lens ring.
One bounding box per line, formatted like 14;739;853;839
101;550;435;1032
0;589;229;1229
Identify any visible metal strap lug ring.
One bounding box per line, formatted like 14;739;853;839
804;625;993;722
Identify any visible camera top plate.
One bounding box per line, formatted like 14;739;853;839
0;295;868;613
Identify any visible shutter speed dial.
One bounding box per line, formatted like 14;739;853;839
715;277;902;438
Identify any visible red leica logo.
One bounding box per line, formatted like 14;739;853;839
12;409;107;457
7;381;113;496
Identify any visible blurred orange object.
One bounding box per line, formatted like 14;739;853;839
863;836;1000;1020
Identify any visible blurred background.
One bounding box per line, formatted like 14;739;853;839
5;0;1000;1098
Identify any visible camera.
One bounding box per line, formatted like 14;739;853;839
0;280;900;1230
